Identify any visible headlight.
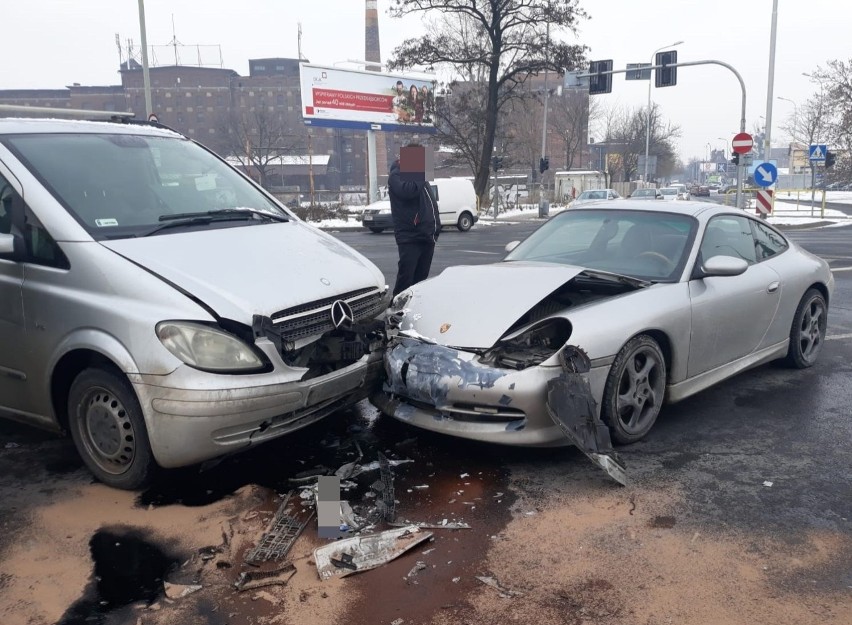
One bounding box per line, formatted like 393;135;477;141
378;208;392;215
390;289;413;311
157;321;267;373
481;319;572;370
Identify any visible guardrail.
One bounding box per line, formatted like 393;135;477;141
722;187;830;218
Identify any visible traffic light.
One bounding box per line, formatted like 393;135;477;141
825;150;836;168
589;59;613;95
655;50;678;88
730;153;740;166
491;155;504;171
539;157;549;174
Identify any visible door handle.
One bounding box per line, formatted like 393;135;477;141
767;281;780;293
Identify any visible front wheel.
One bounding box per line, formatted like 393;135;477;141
784;288;827;368
369;227;384;234
601;335;667;444
67;367;156;490
457;212;474;232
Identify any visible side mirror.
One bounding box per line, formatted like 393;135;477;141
702;255;748;277
505;240;520;253
0;232;16;256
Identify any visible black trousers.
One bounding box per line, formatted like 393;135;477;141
393;240;435;296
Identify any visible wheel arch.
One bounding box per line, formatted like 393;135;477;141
806;281;829;307
49;331;138;431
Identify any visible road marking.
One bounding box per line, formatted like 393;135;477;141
826;333;852;341
830;266;852;272
461;250;500;255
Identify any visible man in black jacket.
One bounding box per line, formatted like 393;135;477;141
388;154;440;296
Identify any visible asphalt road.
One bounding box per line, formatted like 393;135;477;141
1;220;850;625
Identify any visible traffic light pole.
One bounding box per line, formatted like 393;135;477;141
582;59;747;208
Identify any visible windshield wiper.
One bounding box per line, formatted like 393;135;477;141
158;208;289;223
140;208;288;237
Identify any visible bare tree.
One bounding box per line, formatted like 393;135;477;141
549;87;599;170
388;0;587;205
599;103;680;182
222;107;308;189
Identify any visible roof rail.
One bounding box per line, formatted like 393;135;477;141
0;104;135;121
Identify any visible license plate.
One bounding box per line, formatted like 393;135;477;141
363;215;373;221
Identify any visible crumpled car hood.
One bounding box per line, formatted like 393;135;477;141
397;262;586;349
101;222;385;323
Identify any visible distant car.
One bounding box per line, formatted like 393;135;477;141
694;186;710;197
629;188;664;200
659;187;679;201
572;189;621;206
670;184;690;200
362;200;394;232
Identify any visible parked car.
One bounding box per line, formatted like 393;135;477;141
659;187;679;201
363;177;479;233
670;184;690;200
571;189;621;207
629;188;664;200
694;185;711;197
0;116;390;489
373;201;832;460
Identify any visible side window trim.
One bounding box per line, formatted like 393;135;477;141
747;217;789;263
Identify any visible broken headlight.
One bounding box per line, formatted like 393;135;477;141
157;321;269;373
481;318;572;370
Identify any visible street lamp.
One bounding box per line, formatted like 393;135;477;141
643;40;684;184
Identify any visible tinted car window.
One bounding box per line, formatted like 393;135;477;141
751;219;788;260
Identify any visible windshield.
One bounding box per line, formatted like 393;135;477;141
578;190;606;201
4;132;289;239
504;209;698;282
660;188;677;196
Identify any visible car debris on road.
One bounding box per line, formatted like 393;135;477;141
313;526;434;580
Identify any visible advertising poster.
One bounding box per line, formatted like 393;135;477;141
299;63;438;133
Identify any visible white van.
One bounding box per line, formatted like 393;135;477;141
433;177;479;231
362;177;479;233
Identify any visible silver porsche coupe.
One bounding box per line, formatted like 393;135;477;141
372;201;833;456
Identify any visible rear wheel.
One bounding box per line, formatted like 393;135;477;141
67;367;155;490
784;288;827;368
457;212;474;232
369;227;384;233
601;335;667;444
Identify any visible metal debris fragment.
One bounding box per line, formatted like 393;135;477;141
314;526;433;580
245;492;314;564
545;346;628;486
475;575;524;598
370;452;396;522
234;563;296;592
390;521;471;530
163;582;202;599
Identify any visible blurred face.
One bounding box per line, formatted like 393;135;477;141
410;85;418;100
396;82;404;94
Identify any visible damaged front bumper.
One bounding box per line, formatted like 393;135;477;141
372;336;627;484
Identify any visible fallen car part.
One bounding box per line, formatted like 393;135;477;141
313;526;434;581
369;452;396;523
390;521;471;530
544;346;628;486
346;457;414;479
475;575;524;598
163;582;203;599
234;563;297;592
334;440;364;480
245;492;314;563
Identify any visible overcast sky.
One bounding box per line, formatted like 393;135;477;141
1;0;847;161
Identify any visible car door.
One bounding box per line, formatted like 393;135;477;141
0;171;28;414
687;215;782;377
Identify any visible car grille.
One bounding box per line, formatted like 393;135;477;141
271;287;388;341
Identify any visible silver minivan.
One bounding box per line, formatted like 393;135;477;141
0;117;389;489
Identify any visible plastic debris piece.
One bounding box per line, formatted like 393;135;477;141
476;575;524;598
413;485;429;490
763;481;774;487
460;473;469;478
4;442;20;449
369;452;396;523
452;577;461;583
391;619;405;625
313;526;433;580
164;582;202;599
234;563;296;592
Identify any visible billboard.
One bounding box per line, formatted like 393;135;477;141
299;63;438;133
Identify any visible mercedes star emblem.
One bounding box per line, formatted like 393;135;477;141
330;299;354;329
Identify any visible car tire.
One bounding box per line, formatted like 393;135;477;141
369;227;384;234
457;212;474;232
601;335;667;445
67;367;156;490
784;288;827;369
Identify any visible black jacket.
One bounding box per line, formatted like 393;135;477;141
388;161;440;244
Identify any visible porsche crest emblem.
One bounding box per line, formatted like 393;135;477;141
439;323;451;334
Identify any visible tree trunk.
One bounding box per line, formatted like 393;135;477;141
474;56;502;207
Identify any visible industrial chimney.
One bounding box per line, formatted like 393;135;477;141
365;0;381;71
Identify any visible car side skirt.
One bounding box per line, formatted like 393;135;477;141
665;340;789;404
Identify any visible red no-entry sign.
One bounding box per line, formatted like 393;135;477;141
732;132;753;154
